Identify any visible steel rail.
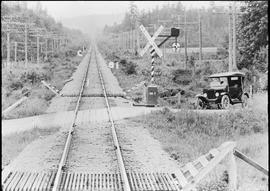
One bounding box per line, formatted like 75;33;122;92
51;48;92;191
94;46;131;191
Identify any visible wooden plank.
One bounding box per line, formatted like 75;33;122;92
8;171;24;191
185;162;199;177
137;172;147;191
34;172;47;191
147;173;159;191
2;171;17;190
2;96;28;115
30;172;43;191
24;172;38;191
132;172;141;191
209;148;219;158
127;172;136;191
159;173;173;190
47;172;56;191
229;151;237;191
174;170;188;187
38;172;50;191
234;149;268;176
198;155;209;167
144;173;156;191
166;173;181;191
153;172;166;190
183;141;236;191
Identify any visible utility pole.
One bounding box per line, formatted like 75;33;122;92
213;2;244;72
24;24;28;67
45;38;48;60
184;10;188;69
37;36;40;64
232;2;237;71
228;5;233;72
198;10;203;67
7;32;10;68
14;42;17;64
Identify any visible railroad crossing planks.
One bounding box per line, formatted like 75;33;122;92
2;171;183;191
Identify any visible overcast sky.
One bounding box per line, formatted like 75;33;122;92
26;1;230;20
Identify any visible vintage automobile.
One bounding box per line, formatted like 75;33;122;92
195;71;249;109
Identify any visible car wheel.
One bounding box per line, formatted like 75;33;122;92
241;94;249;108
221;95;230;109
196;98;205;110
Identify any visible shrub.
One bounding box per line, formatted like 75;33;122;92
171;69;192;85
122;61;137;75
9;80;23;90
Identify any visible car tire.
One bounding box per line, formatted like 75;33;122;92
196;98;205;110
241;94;249;108
221;95;230;109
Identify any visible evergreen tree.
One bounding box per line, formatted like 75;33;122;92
237;1;268;72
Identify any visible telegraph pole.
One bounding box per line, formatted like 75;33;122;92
228;5;233;72
24;24;28;67
45;38;48;60
213;2;244;72
198;10;202;67
232;2;237;71
184;10;188;69
7;32;10;68
37;36;39;64
14;42;17;63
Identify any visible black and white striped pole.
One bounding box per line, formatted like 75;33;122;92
139;25;163;84
150;47;155;83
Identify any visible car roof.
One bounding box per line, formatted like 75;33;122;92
209;71;245;78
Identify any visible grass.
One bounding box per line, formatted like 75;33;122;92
1;53;81;119
2;126;60;168
129;106;268;190
97;36;230;108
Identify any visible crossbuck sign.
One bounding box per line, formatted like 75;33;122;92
139;25;164;57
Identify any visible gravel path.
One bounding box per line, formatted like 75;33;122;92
66;122;118;173
116;120;181;172
4;126;68;172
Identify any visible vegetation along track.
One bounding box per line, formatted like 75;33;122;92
52;44;131;191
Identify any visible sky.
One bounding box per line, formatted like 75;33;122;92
26;1;230;20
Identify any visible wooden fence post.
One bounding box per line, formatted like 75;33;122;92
228;151;237;191
249;85;253;98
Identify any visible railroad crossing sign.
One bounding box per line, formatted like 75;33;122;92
139;25;164;57
172;42;180;52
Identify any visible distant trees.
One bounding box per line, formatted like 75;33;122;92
237;1;268;72
1;2;89;61
103;2;229;47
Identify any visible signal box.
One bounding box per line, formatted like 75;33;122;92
145;85;158;105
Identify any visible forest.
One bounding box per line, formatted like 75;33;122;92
104;1;268;73
1;1;89;62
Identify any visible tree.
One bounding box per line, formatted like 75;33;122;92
237;1;268;71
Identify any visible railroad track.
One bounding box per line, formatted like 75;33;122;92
2;44;185;191
51;45;131;191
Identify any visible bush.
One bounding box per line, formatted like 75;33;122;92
171;69;192;85
145;109;266;138
9;80;23;90
121;60;137;75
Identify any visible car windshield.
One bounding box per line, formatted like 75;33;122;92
209;77;228;88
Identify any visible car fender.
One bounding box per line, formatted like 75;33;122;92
195;94;203;98
196;95;208;102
